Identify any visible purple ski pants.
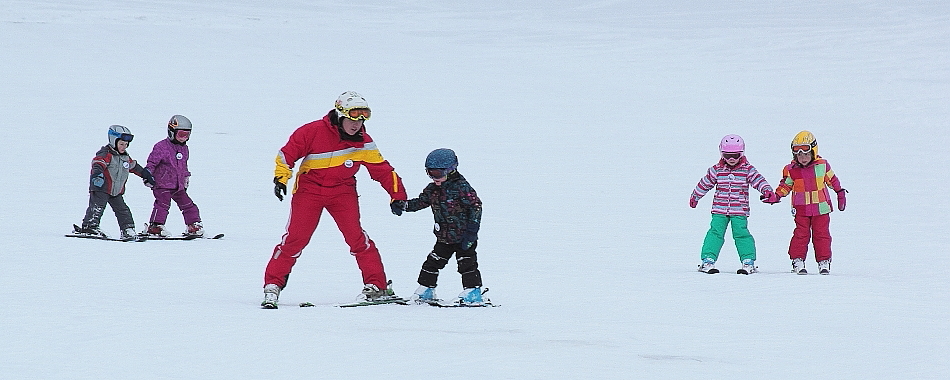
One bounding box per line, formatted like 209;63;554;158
150;188;201;225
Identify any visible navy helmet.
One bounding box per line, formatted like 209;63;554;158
424;148;458;179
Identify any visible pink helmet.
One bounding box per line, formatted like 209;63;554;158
719;134;745;154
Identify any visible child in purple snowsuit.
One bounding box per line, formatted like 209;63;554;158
145;115;203;237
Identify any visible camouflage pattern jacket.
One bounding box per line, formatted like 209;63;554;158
405;171;482;244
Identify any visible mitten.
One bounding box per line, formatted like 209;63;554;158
760;191;781;204
458;227;478;251
836;188;848;211
390;200;406;216
689;197;698;208
142;169;156;188
274;176;288;201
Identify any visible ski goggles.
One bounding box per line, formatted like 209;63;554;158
722;152;742;160
426;168;449;179
175;129;191;139
792;144;813;154
341;107;371;121
109;130;134;142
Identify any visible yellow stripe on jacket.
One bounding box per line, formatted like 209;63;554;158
297;142;384;173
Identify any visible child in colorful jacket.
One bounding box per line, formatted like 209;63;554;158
772;130;847;275
144;115;203;237
75;125;155;240
390;148;486;305
690;135;778;274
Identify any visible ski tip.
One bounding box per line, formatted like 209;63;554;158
299;302;315;307
211;233;225;239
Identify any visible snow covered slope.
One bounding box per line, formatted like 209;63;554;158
1;1;948;379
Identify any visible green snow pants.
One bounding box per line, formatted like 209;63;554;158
700;214;756;262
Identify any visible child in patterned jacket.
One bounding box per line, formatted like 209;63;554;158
772;131;847;275
390;148;485;305
690;135;779;274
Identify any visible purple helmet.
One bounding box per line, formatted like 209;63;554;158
719;134;745;155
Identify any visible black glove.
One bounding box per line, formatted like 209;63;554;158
274;177;287;201
142;169;156;188
458;227;478;251
390;200;406;216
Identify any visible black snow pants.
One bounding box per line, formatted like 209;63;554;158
82;191;135;230
417;241;482;289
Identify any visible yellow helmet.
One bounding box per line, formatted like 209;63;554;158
791;130;818;158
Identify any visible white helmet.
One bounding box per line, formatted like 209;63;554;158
334;91;371;120
108;125;133;149
167;114;192;141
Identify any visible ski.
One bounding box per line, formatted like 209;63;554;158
336;298;409;308
141;233;224;240
67;224;146;242
701;268;720;274
417;299;497;308
297;299;411;308
261;301;278;309
298;297;411;308
65;233;147;242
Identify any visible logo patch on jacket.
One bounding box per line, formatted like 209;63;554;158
344;159;354;168
176;153;183;160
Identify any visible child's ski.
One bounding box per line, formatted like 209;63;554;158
335;298;409;308
417;299;498;308
338;298;409;308
297;299;410;308
65;233;147;242
142;233;224;240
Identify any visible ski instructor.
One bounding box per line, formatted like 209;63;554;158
261;91;408;308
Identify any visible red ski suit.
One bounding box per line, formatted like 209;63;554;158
264;112;407;290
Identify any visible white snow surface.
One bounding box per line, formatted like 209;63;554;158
2;1;949;379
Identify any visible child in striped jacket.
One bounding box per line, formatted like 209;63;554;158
690;135;779;274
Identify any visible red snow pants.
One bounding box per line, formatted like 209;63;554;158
788;213;832;262
263;188;387;289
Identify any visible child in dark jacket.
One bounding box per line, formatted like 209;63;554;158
75;125;155;240
390;148;486;305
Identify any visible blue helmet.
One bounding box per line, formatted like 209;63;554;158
425;148;458;169
425;148;458;179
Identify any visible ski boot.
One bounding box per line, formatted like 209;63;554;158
360;280;399;302
261;284;280;309
457;287;484;306
411;285;438;304
737;259;757;275
146;222;170;238
120;227;139;241
75;224;107;238
818;260;831;275
184;222;204;238
698;258;719;274
792;258;807;275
